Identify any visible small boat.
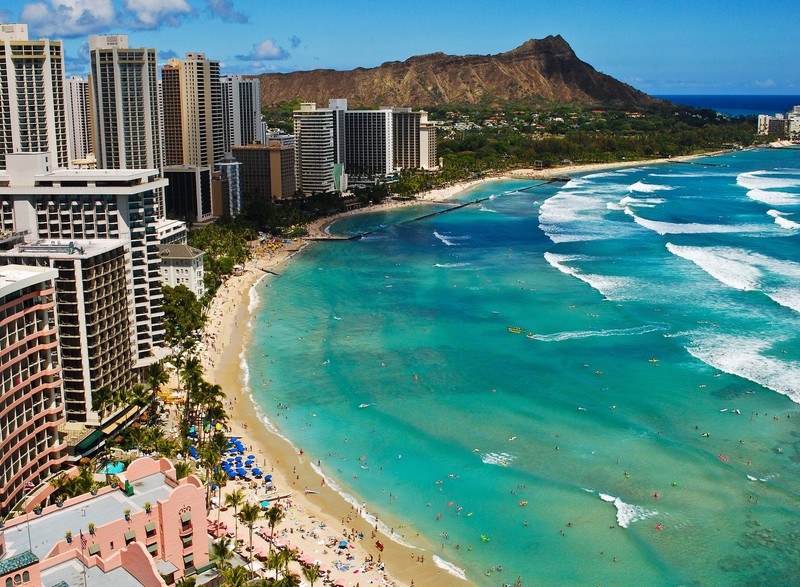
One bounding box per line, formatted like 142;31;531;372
358;403;373;409
508;327;525;334
526;332;534;339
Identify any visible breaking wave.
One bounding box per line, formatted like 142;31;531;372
598;493;658;528
530;324;669;342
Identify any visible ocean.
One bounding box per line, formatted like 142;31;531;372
244;148;800;586
655;94;800;117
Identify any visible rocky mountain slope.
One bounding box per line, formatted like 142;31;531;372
257;35;653;108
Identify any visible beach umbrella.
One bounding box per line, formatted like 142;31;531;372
264;474;272;481
260;500;270;508
339;540;348;548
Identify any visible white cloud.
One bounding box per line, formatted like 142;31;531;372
754;79;776;88
238;39;289;61
123;0;193;29
207;0;247;23
20;0;115;37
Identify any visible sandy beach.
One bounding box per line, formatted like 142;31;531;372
201;243;468;586
196;150;735;585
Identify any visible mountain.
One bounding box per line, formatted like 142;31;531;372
256;35;653;109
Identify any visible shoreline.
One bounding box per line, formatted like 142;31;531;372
306;149;736;238
198;148;735;585
203;244;469;585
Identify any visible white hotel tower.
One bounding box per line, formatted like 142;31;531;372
0;24;69;170
0;152;167;368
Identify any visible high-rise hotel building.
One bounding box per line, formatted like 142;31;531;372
0;263;65;514
162;53;223;168
342;107;394;178
0;152;167;369
0;239;134;424
88;35;162;173
65;76;92;162
221;75;263;152
393;108;438;170
293;103;337;194
0;24;69;170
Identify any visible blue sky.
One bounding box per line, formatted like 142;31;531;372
2;0;798;95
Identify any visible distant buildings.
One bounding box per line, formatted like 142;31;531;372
162;53;223;169
66;76;92;162
293;103;338;194
293;99;438;194
88;35;163;175
231;136;296;203
164;165;213;223
0;24;69;170
0;264;65;515
757;105;800;139
214;157;243;217
221;75;263;151
343;107;394;179
393;108;437;170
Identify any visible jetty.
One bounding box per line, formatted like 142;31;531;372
305;179;561;241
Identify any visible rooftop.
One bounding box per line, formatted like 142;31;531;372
2;239;125;259
2;472;171;561
158;244;205;260
0;264;58;298
41;558;143;587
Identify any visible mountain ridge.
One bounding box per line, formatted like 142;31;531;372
256;35;654;109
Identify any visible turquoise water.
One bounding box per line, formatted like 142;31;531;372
100;461;125;475
246;149;800;586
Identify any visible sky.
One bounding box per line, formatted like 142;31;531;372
1;0;798;95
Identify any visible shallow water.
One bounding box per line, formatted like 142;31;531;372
247;150;800;586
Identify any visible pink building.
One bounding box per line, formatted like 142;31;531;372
0;264;65;516
0;457;212;586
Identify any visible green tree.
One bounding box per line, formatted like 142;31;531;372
225;488;245;541
239;501;262;578
174;461;193;479
302;562;322;587
220;565;249;587
264;504;285;555
162;284;206;350
210;536;235;571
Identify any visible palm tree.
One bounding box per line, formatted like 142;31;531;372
180;356;204;424
174;461;193;480
127;382;150;408
302;562;322;587
239;501;261;578
176;577;196;587
199;442;222;511
91;386;114;420
267;549;283;582
264;504;285;555
145;361;170;414
274;572;301;587
211;468;228;525
220;565;249;587
210;536;235;571
224;488;245;543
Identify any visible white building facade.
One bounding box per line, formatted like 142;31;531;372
221;75;263;151
0;24;69;170
0;152;167;368
158;244;206;299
